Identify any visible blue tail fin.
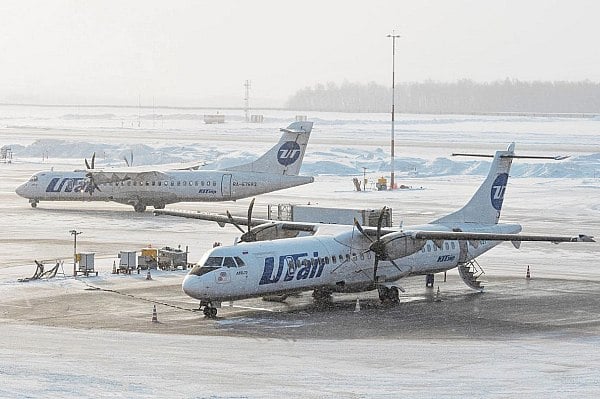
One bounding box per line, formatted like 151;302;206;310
432;143;515;225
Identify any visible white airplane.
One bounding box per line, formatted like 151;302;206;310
155;144;595;318
15;122;314;212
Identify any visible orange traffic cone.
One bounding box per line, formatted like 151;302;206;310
354;298;361;313
526;265;531;279
434;286;442;302
152;305;158;323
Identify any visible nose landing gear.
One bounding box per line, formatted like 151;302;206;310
199;300;219;318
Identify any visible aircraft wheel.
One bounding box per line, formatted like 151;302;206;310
133;203;147;212
378;286;399;304
388;287;400;303
29;200;38;208
203;306;217;318
312;289;332;306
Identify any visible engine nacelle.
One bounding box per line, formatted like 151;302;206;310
378;232;427;260
245;223;301;242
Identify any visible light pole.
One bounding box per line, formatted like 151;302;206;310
69;230;82;276
387;31;401;191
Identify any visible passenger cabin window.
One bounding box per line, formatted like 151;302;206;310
445;243;449;250
451;242;456;249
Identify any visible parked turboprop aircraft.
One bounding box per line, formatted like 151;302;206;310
155;143;595;317
15;121;314;212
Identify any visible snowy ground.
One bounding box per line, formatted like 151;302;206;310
1;105;599;397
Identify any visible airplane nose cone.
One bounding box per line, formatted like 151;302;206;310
15;183;27;197
182;274;201;299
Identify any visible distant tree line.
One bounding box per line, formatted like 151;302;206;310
285;79;600;114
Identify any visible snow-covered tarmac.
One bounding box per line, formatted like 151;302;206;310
1;106;599;397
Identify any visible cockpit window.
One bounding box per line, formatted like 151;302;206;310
234;256;245;267
189;265;219;276
223;257;236;268
30;176;38;182
204;257;223;267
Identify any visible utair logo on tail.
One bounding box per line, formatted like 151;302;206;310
491;173;508;210
277;141;301;166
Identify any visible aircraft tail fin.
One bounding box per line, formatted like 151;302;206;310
225;121;313;175
432;143;515;226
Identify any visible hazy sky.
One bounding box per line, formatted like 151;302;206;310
1;0;599;107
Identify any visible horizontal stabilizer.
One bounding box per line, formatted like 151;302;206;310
452;152;569;160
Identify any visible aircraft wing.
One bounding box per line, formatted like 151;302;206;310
409;230;595;243
86;170;171;184
154;209;317;232
154;209;269;227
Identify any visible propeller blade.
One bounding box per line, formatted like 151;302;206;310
85;158;91;169
373;256;379;283
247;198;255;233
389;258;403;273
130;150;134;167
91;152;95;169
353;218;373;242
376;206;387;241
123;156;130;167
226;210;246;234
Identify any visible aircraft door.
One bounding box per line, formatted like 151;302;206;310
221;174;232;198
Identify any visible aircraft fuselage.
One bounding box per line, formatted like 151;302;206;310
16;170;313;210
182;224;517;303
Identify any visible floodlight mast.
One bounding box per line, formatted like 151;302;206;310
387;31;400;191
69;230;82;276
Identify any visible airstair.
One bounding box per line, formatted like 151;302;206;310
458;259;485;291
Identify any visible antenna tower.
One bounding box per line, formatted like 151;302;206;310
244;80;251;122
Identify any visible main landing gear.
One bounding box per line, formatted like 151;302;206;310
312;289;333;307
133;203;147;213
378;286;399;304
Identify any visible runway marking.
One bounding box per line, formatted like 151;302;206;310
0;303;32;309
229;304;279;313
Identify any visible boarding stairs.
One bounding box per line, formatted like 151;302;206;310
457;258;485;291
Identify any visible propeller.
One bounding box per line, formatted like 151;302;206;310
353;207;402;283
84;172;102;195
226;198;257;242
83;152;101;195
124;150;134;167
84;152;95;170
